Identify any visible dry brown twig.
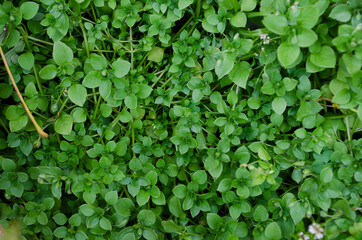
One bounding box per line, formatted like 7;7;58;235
0;26;48;138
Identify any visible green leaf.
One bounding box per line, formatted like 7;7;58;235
240;0;257;11
295;6;319;29
215;53;235;79
20;2;39;20
79;204;95;217
172;184;187;199
90;53;108;70
272;97;287;115
229;203;242;219
112;59;131;78
18;52;34;70
137;210;156;226
265;222;282;240
296;27;318;47
178;0;194;10
53;213;68;225
148;47;164;63
120;109;132;123
277;43;300;68
230;12;246;28
54;113;73;135
162;220;185;233
125;94;137;109
68;84;87;107
192;170;207;185
10;115;28;132
39;65;58;80
258;146;271;161
329;4;351;22
100;217;112;231
229;61;251;88
37;211;48;225
332;89;351;105
310;46;336;68
290;202;306;225
54;227;67;238
207;213;223;230
83;71;102;88
0;83;12;99
137;84;153;99
105;191;118;205
262;15;288;35
53;41;73;65
1;157;16;171
253;205;268;222
320;166;333;183
114;198;134;217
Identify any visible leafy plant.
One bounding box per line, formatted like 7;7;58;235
0;0;361;240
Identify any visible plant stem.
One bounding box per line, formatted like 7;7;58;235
0;117;10;134
0;46;48;138
79;22;90;57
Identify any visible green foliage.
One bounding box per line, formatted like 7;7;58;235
0;0;361;240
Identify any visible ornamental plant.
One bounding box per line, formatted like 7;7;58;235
0;0;361;240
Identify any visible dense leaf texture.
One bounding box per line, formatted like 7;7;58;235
0;1;361;240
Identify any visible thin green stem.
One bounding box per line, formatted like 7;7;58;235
79;22;90;57
0;117;10;134
92;95;102;122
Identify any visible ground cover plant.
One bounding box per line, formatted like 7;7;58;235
0;0;361;239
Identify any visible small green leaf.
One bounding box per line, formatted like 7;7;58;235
112;59;131;78
329;4;351;22
39;65;58;80
262;15;288;35
18;52;34;70
192;170;207;185
53;41;73;65
272;97;287;115
290;202;306;225
310;46;336;68
215;53;235;79
277;43;300;68
178;0;194;10
37;211;48;225
20;2;39;20
83;71;102;88
100;217;112;231
54;113;73;135
148;47;164;63
162;220;185;233
125;94;137;109
296;27;318;47
265;222;282;240
53;213;68;225
332;88;351;105
230;12;247;28
253;205;268;222
1;157;16;171
10;115;28;132
137;210;156;226
320;166;333;183
68;84;87;107
229;61;251;88
207;213;223;230
240;0;257;11
105;191;118;205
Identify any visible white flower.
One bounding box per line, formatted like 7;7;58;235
260;33;268;40
308;223;324;239
315;233;324;239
